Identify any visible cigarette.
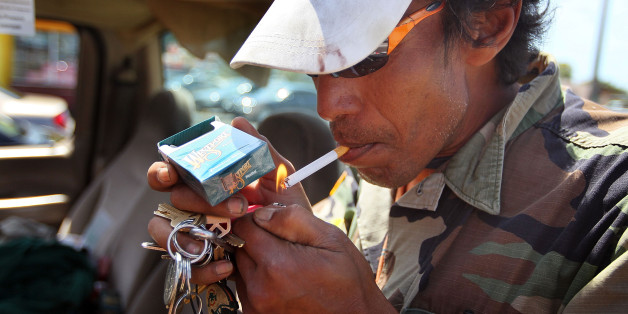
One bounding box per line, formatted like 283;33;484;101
283;146;349;188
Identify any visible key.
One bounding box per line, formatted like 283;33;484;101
141;241;166;252
188;226;218;242
188;227;235;253
222;233;245;248
142;241;173;261
190;227;233;253
153;205;242;314
189;226;245;248
155;203;206;228
154;203;185;224
213;246;226;261
165;253;191;313
164;252;183;307
170;257;204;314
205;215;231;238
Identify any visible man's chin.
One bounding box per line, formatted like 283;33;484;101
356;169;404;189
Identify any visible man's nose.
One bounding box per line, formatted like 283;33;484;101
315;76;363;122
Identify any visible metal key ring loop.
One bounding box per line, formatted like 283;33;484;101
173;225;213;263
169;223;210;263
167;222;211;264
194;246;215;267
182;257;192;295
171;291;203;314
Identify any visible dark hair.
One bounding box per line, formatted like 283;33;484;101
442;0;552;85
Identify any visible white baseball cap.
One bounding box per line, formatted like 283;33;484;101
230;0;413;75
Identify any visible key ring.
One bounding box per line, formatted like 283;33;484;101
193;248;215;267
180;256;191;295
167;221;212;264
168;222;212;264
170;291;203;314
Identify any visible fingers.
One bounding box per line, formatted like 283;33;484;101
148;216;172;249
231;205;385;313
147;161;178;191
169;187;249;218
252;204;339;246
231;117;259;138
232;204;343;263
147;216;234;283
148;216;207;256
191;259;233;284
148;162;250;218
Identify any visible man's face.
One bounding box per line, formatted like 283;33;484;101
312;5;471;188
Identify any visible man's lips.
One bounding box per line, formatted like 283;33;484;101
338;143;374;163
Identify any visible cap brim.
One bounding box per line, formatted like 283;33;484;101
230;0;412;75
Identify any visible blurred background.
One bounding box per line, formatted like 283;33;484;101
543;0;628;110
1;0;627;149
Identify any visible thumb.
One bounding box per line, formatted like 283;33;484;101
253;204;338;246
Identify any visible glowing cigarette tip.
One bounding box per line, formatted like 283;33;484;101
283;146;348;188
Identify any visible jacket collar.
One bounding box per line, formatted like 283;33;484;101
443;53;564;214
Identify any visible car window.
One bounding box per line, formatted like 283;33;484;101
0;19;78;153
161;32;318;126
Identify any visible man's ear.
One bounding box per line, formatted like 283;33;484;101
464;0;522;66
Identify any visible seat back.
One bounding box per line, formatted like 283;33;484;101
257;112;341;205
58;89;195;313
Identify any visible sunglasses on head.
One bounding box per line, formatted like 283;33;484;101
309;0;446;79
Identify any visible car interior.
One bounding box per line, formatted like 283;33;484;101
0;0;344;313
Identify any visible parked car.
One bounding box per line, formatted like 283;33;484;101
193;77;255;112
0;87;75;141
244;80;318;121
0;112;52;146
606;98;628;113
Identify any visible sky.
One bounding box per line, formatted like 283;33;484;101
541;0;628;91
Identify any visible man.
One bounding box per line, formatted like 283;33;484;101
148;0;628;312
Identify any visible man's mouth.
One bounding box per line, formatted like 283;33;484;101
337;143;375;163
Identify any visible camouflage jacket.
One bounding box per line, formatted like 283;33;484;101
349;54;628;313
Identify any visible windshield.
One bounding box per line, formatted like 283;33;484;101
161;32;318;126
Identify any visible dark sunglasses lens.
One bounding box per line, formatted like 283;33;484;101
306;54;389;78
338;55;389;78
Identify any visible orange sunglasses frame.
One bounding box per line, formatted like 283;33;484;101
387;0;446;54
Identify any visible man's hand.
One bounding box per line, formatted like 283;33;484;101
146;117;394;312
147;117;311;213
233;204;397;314
146;117;310;284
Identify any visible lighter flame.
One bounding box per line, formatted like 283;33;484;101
276;164;288;191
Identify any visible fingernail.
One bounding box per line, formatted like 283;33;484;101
227;197;244;215
158;167;171;183
215;261;233;276
254;207;277;221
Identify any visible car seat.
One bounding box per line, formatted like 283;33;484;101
57;88;195;313
257;112;342;205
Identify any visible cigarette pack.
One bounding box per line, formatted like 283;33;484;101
158;117;275;206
